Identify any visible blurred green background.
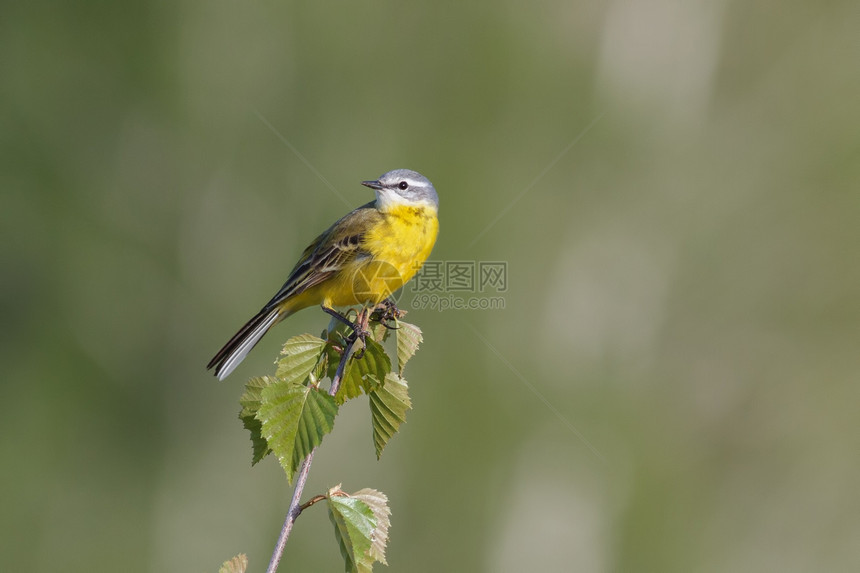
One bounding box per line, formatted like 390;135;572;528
2;1;859;571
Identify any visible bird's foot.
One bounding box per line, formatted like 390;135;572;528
371;298;405;330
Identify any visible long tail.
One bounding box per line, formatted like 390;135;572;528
207;307;282;380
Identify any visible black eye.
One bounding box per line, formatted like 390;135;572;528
398;181;409;190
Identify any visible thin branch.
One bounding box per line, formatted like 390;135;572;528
299;495;327;512
264;307;371;573
265;451;315;573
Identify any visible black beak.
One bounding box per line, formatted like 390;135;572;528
361;179;383;190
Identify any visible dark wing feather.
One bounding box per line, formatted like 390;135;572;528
261;201;381;310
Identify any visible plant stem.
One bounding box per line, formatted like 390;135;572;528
299;494;327;511
264;452;315;573
264;308;370;573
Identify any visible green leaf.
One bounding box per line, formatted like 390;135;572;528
368;373;411;459
239;375;270;417
310;346;330;386
239;376;276;464
334;338;392;405
257;380;338;483
326;485;377;573
351;488;391;566
368;320;391;344
275;334;327;384
395;321;422;373
218;554;248;573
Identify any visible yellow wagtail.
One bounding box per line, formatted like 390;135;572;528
207;168;439;380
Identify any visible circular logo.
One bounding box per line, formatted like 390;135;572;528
347;261;406;305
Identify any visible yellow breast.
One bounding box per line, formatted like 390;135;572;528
343;203;439;305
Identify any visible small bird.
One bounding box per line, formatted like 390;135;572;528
207;169;439;380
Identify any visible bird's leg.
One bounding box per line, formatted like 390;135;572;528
351;307;375;359
322;305;369;357
322;305;360;331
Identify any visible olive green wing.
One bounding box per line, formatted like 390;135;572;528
262;201;381;309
